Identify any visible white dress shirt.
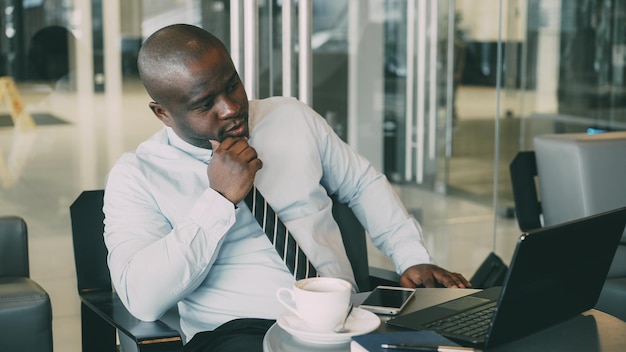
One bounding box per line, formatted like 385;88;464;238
103;96;433;342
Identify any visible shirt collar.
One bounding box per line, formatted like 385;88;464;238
165;126;213;164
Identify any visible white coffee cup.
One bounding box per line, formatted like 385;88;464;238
276;277;352;332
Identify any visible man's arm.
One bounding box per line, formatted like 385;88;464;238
306;105;470;288
103;159;236;321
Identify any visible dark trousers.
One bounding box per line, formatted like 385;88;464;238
183;318;275;352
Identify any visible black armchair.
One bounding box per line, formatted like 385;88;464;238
0;216;53;352
70;190;183;352
70;189;399;351
509;132;626;321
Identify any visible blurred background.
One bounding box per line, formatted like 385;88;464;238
1;1;625;350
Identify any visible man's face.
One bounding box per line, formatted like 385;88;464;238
151;47;249;149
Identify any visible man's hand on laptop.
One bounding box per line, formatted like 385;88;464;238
400;264;472;288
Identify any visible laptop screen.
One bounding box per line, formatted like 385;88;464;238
487;207;626;346
386;207;626;348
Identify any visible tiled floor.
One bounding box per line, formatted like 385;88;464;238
0;82;521;351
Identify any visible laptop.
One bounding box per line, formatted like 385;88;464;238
386;207;626;348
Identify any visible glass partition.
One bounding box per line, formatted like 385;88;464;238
4;3;626;349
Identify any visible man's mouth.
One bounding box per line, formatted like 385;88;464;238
225;120;247;137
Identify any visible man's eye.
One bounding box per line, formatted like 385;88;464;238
201;99;214;110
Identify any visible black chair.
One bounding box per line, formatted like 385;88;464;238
509;141;626;321
70;189;399;352
509;151;542;232
331;195;400;291
0;216;53;352
469;252;508;289
466;151;543;290
70;190;183;352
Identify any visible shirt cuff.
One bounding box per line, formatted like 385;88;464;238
189;188;237;231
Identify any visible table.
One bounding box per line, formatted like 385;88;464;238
263;288;626;352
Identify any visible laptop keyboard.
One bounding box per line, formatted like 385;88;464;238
424;304;496;338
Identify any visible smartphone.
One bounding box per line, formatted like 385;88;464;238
359;286;416;315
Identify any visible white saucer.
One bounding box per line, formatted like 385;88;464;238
276;307;380;345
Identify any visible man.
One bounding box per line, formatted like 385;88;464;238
103;24;470;351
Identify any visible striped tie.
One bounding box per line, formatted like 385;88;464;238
244;186;318;280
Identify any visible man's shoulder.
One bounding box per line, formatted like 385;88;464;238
251;95;302;106
111;128;178;169
249;96;317;128
250;96;304;115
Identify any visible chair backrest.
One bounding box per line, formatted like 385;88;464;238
0;216;29;277
70;190;371;293
70;189;111;294
509;151;543;232
534;132;626;229
332;197;369;291
534;132;626;278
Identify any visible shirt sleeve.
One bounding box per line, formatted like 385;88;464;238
304;105;435;274
103;157;236;321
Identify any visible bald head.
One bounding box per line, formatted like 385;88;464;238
138;24;229;105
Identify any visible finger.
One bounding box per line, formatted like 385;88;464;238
458;274;472;288
446;272;471;288
447;279;462;288
441;273;462;288
399;275;417;288
216;136;246;151
422;277;436;288
209;139;221;151
225;138;263;172
439;272;470;288
222;137;253;156
235;142;258;160
251;158;263;170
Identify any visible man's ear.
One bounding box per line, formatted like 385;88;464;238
149;102;173;127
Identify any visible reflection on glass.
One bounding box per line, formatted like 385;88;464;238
0;76;37;188
0;129;37;189
2;0;624;265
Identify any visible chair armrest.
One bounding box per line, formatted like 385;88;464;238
80;291;183;347
0;277;53;352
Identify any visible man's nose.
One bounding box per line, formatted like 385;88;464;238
216;95;239;119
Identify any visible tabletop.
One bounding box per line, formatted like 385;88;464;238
263;288;626;352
